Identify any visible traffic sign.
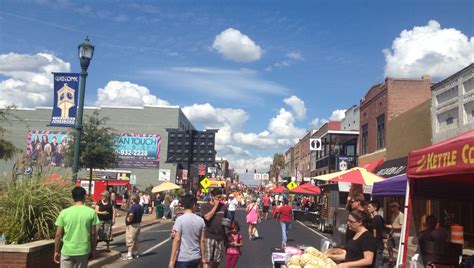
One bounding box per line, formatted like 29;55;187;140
200;177;211;188
287;181;298;190
201;188;209;193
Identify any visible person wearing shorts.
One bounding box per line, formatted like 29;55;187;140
386;202;404;265
124;194;144;260
200;188;227;268
262;194;271;220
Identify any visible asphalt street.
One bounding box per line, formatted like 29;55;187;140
104;209;330;268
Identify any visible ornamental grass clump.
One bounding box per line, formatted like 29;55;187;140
0;174;73;244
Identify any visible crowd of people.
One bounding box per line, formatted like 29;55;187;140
53;185;416;268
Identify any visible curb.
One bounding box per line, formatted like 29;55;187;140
89;250;120;268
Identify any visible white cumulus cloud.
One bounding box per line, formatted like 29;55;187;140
266;51;304;71
0;52;70;108
384;20;474;79
284;95;306;120
234;107;306;149
212;28;262;62
329;109;346;121
96;81;170;107
227;156;273;174
310;117;328;128
182;103;250;160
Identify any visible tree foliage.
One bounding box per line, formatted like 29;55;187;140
66;111;118;192
0;106;18;160
269;153;285;180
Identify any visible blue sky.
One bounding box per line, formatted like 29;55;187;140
0;0;473;184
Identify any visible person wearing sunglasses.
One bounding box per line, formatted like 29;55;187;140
337;209;376;267
345;193;366;242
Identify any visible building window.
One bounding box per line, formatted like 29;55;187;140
361;124;368;154
446;117;454;125
377;114;385;149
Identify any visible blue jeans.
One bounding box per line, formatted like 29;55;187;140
175;259;200;268
374;248;383;268
280;222;290;244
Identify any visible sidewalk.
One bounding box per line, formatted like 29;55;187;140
89;208;166;268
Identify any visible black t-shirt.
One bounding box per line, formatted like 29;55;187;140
127;204;144;225
98;201;113;221
373;215;385;250
200;202;227;241
345;230;376;265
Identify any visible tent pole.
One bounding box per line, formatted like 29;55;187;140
397;178;412;267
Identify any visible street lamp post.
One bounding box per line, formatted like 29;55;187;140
72;37;94;183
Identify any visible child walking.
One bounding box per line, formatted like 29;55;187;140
226;221;243;268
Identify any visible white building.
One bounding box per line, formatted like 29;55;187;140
432;63;474;144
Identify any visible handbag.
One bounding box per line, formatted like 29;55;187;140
246;205;258;223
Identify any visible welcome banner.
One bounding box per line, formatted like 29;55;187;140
49;73;80;127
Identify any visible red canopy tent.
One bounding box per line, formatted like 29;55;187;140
399;130;474;266
290;182;321;195
269;186;286;194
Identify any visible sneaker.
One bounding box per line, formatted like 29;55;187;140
122;255;133;260
133;253;140;259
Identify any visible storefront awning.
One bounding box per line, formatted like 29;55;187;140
374;157;407;178
358;159;384;172
372;173;406;196
407;129;474;183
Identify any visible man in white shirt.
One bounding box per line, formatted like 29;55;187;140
227;194;238;222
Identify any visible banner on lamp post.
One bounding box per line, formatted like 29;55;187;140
49;73;80;127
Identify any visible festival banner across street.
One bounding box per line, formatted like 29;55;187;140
26;131;161;169
49;73;80;127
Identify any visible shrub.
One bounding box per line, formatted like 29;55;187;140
0;173;73;244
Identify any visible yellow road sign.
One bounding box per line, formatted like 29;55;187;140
201;188;209;193
287;181;298;190
200;177;211;189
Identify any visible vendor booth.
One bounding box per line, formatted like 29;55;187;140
291;183;322;226
400;130;474;267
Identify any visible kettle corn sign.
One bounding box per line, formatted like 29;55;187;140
415;144;474;173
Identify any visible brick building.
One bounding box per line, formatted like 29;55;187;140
358;77;431;165
297;130;314;181
284;146;294;178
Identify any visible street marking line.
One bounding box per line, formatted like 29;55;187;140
142;238;171;255
295;220;331;240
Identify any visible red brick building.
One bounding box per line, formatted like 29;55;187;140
359;77;431;164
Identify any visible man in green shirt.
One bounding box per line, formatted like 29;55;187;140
54;187;100;268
